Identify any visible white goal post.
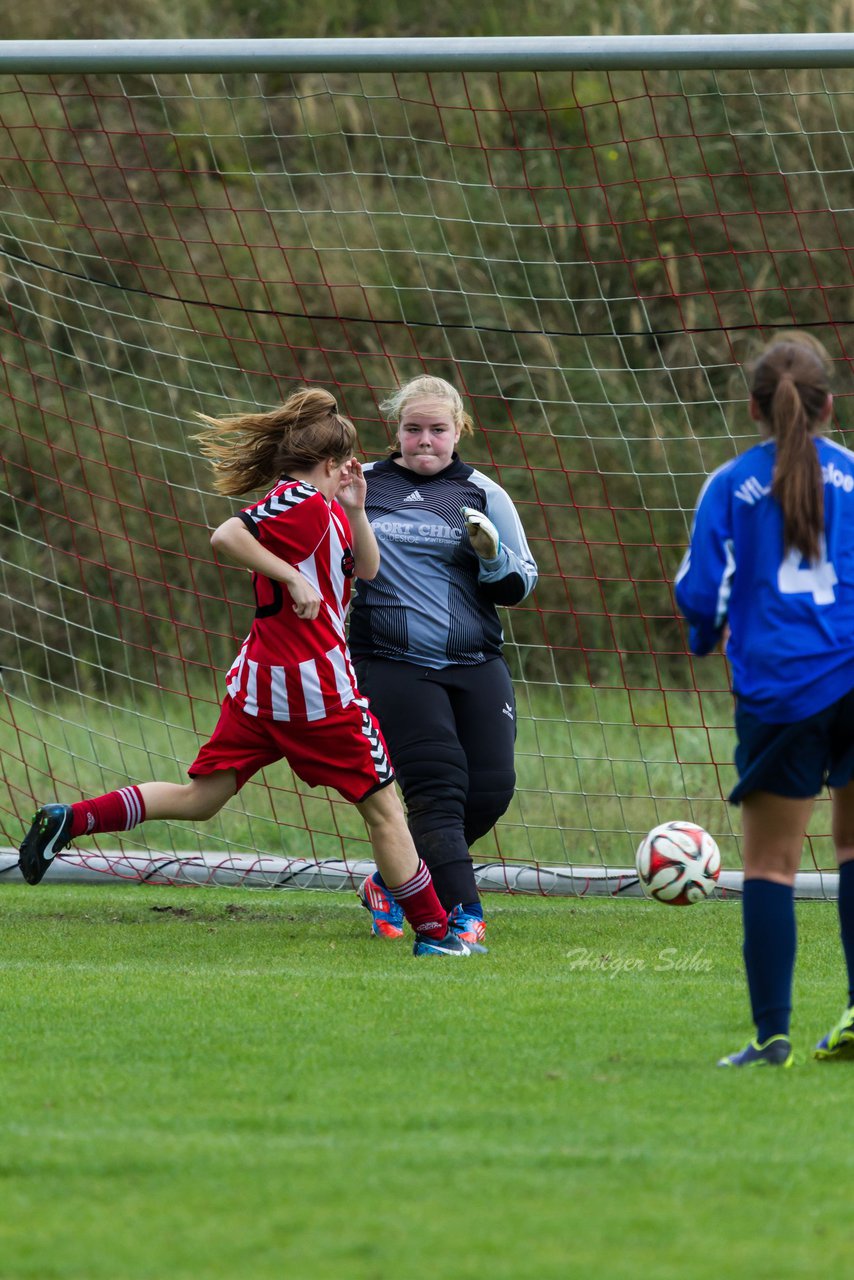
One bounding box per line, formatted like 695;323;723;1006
3;35;853;898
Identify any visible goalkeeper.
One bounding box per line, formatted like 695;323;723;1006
349;375;538;949
675;336;854;1066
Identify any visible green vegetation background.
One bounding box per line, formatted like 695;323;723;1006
7;0;854;44
4;6;854;869
5;2;854;696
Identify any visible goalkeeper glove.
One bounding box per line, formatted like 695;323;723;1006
461;506;501;559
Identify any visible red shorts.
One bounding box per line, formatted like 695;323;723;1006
189;695;395;804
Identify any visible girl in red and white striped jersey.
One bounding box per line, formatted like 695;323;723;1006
18;389;476;955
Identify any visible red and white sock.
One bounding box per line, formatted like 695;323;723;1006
388;860;448;938
69;786;146;838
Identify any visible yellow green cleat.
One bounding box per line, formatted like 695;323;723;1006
814;1007;854;1060
718;1035;793;1068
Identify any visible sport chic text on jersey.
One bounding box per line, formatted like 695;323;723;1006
348;454;538;668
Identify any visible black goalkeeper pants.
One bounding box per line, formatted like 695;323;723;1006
354;656;517;910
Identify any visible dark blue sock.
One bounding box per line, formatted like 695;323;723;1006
742;878;796;1043
461;901;483;920
837;860;854;1008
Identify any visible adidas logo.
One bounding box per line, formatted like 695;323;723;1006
404;489;424;501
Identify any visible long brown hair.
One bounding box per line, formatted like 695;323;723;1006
750;339;831;562
193;387;357;496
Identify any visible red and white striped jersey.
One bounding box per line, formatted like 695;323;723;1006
223;478;361;722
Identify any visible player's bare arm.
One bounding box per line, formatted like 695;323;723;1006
336;459;380;580
210;516;323;619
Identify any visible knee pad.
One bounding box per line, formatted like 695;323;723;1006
393;740;468;819
463;767;516;845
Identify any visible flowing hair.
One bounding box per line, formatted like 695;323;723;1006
380;375;475;444
193;387;357;497
749;338;831;563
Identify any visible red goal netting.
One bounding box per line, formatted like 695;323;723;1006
2;52;851;890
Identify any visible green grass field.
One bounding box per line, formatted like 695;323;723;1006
2;883;853;1280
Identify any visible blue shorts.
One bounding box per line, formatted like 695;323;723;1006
730;688;854;804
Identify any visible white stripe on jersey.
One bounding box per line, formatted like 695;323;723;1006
243;658;259;717
299;658;326;721
270;666;289;721
224;486;356;723
325;600;347;644
247;482;316;526
327;644;356;708
226;640;248;699
326;509;348;638
298;551;320;596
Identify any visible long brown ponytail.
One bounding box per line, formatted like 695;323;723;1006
749;340;831;563
193;387;357;497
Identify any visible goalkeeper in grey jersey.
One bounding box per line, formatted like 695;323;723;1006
349;375;538;949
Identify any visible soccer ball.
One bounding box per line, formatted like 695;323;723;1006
635;820;721;906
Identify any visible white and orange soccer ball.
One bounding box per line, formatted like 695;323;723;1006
635;820;721;906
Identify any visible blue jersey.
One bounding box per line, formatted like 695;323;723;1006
675;435;854;722
348;454;538;668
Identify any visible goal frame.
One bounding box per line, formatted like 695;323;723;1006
3;34;852;899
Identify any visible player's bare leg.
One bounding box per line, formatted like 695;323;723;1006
740;790;814;883
356;784;419;886
136;770;238;822
831;777;854;867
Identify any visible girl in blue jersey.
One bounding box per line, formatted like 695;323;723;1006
675;337;854;1066
349;375;538;948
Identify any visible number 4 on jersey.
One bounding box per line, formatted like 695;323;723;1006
778;538;838;605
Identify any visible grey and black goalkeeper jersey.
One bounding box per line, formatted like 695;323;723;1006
349;454;538;668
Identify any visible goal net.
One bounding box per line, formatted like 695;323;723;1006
2;38;849;893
